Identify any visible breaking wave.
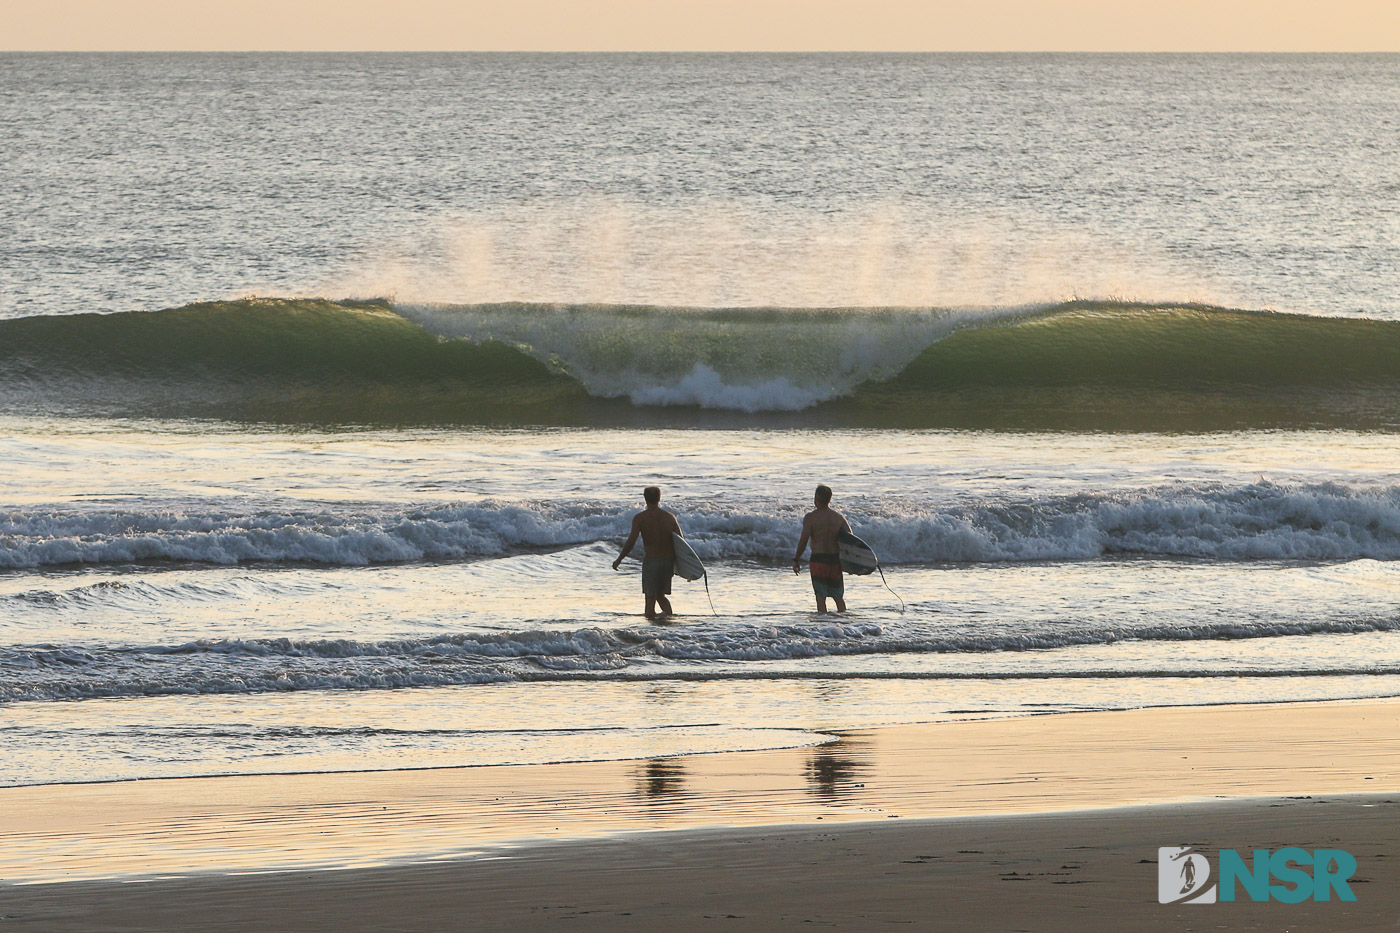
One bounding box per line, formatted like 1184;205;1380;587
6;297;1400;429
6;480;1400;569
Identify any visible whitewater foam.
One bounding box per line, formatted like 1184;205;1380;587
6;481;1400;570
7;615;1400;703
396;301;1014;410
0;502;626;569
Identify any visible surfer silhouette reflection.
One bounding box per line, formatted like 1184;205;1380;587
613;485;683;620
793;484;852;612
635;758;688;802
804;735;871;800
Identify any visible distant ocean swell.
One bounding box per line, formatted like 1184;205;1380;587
6;481;1400;569
6;298;1400;430
6;616;1400;702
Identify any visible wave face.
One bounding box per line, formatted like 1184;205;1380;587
0;299;594;424
6;481;1400;570
6;298;1400;429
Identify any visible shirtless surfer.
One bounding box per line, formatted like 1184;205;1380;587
613;485;682;619
793;484;852;613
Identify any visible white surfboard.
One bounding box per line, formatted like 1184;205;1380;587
837;530;879;576
672;532;706;581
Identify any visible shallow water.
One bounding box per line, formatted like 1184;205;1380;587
5;420;1400;785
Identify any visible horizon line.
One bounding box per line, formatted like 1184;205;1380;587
5;48;1398;54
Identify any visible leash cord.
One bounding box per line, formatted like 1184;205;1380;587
877;566;906;614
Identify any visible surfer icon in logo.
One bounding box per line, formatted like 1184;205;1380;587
1157;847;1217;904
1180;854;1197;894
613;485;684;620
793;484;852;613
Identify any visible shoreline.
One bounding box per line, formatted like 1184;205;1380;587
2;696;1397;885
7;689;1396;792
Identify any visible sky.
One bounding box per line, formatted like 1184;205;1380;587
5;0;1399;51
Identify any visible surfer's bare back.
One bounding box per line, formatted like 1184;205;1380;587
793;484;851;613
613;485;682;619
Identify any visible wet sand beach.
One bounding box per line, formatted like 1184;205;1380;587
2;698;1397;930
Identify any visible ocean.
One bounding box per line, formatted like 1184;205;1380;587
2;52;1399;789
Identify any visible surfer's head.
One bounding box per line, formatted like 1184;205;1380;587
644;485;661;506
814;484;832;506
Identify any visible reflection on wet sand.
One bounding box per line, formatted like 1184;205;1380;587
804;734;872;800
635;758;688;801
5;702;1400;883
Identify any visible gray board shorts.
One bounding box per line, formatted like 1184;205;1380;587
642;556;674;596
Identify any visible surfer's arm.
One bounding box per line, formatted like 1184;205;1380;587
613;518;641;570
792;523;811;574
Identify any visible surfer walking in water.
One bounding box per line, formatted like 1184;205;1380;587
613;485;682;619
793;484;851;613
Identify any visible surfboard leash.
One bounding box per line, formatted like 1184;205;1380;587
703;571;718;617
876;566;906;614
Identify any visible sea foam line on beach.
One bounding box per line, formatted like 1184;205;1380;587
6;614;1400;702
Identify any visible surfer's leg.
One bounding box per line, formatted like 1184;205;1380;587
812;574;836;612
829;576;846;612
657;595;673;616
811;561;849;614
645;596;658;619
